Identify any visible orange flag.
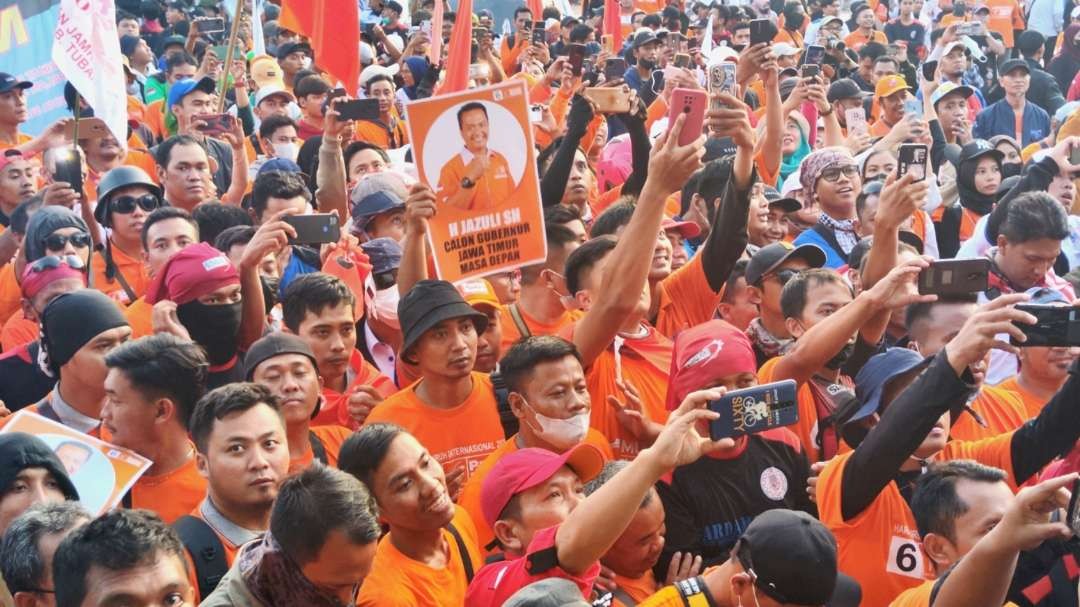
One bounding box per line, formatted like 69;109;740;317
279;0;361;95
429;0;443;65
437;0;473;94
604;0;623;50
529;0;544;18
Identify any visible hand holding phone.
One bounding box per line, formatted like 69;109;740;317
667;88;708;147
1011;304;1080;347
567;43;586;77
749;19;777;46
917;258;990;295
335;99;381;122
846;107;868;137
192;113;236;137
709;380;799;440
284;214;341;245
897;143;929;182
51;148;83;197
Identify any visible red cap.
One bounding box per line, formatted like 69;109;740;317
661;217;701;239
480;444;605;527
20;261;85;299
146;242;239;305
665;320;757;411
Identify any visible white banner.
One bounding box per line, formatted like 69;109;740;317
52;0;128;143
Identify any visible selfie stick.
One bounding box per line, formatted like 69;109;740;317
217;0;246;114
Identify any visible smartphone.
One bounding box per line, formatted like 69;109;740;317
904;98;923;118
749;19;777;45
52;148;83;196
335;98;381;121
1066;477;1080;536
707;63;737;108
846;107;868;137
532;21;546;45
921;59;938;81
602;34;614;53
63;117;110;140
195;16;225;35
709;380;799;440
1012;304;1080;347
674;53;691;69
897;143;929;182
285;214;341;245
582;87;632;113
667;88;708;147
955;22;980;36
529;104;544;123
420;19;432;36
604;57;627;82
801;64;821;79
192;113;236;137
803;45;826;66
567;43;587;77
917;258;990;295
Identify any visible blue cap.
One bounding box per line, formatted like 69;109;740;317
257;158;302;176
851;348;931;423
0;73;32;94
360;237;403;274
1028;286;1070;304
350;190;404;226
166;76;217;110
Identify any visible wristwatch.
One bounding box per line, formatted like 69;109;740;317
461;177;476;189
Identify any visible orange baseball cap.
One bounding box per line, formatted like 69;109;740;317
457;278;500;312
874;74;911;99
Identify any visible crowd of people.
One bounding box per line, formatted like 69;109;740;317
5;0;1080;604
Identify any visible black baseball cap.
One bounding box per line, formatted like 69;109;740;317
0;73;32;94
745;242;827;286
763;186;802;213
244;332;319;380
944;138;1003;169
999;58;1030;77
399;280;489;356
827;78;867;103
277;41;313;60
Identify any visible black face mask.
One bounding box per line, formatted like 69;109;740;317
824;341;856;370
1002;162;1022;178
177;300;242;366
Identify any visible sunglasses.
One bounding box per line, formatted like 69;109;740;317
28;254;85;274
760;268;800;286
820;165;860;183
111;194;161;214
43;232;92;251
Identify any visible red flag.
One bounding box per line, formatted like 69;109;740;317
529;0;544;18
438;0;473;94
604;0;623;51
429;0;443;65
280;0;361;95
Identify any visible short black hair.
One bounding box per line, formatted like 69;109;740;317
641;13;662;28
338;422;405;492
779;268;851;320
192;202;253;245
905;298;977;337
10;194;43;236
343;141;390;176
589;202;635;238
189;382;280;453
514;6;534;20
564;235;617;295
258;114;298;141
584;460;654;507
859;41;887;61
271;464;381;565
116;10;138;23
250;170;312;221
104;335;208;431
457;102;488;128
141;206;199;251
499;336;583;394
364;74;395;94
999;192;1070;244
873;55;898;70
165;51;198;73
154;134;208;169
542;6;561;20
731;20;750;33
54;510;186;607
543;204;583;227
282;272;356;332
569;24;594;43
912;460;1008;542
214;224;256;254
719;258;750;305
0;502;90;595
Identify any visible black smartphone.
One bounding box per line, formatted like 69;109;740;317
192;113;236;137
803;44;826;66
922;59;938;81
567;43;586;77
52;148;83;196
898;143;929;182
285;214;341;245
195;17;225;35
749;19;777;45
801;64;820;79
1067;477;1080;536
604;57;627;82
335;98;381;121
532;21;546;45
917;258;990;295
709;380;799;440
1012;304;1080;347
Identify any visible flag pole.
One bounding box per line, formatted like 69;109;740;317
217;0;246;113
72;91;80;149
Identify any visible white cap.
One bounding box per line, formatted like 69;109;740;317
360;63;400;87
774;42;801;56
254;85;295;107
708;45;740;64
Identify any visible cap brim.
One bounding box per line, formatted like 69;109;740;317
0;81;33;93
898;230;924;254
663;220;702;239
401;301;489;356
768;198;802;213
850;356;931;423
827;573;862;607
769;244;827;276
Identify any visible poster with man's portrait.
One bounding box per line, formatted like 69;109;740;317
405;79;546;282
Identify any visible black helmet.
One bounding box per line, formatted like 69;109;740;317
94;166;163;227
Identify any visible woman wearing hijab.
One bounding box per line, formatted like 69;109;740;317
773;111;812;187
1049;24;1080;94
932;139;1003;258
398;56;429;102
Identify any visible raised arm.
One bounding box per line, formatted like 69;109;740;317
397;184;436;297
315;103;352;221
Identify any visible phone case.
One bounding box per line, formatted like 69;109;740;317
336;99;381;122
904;98;923;117
286;214;341;245
709;380;799;439
804;45;825;65
1012;304;1080;347
897;143;929;182
917;258;990;295
667;88;707;147
846;108;868;137
604;58;627;82
749;19;776;45
583;88;631;114
568;44;586;76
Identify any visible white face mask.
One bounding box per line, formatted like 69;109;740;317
524;401;590;450
272;142;299;162
366;277;400;330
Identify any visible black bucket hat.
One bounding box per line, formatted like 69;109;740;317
399;280;489;356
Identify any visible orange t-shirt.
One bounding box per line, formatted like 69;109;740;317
757;356;832;463
996;376;1046;420
458;429;614;555
0;133;32;152
128;449;206;524
870;118;894;138
353;116;409;150
288;425;352;473
818;435;1015;607
986;0;1025;47
436;150;515;212
654;254;724;339
125;296;154;339
613;571;660;606
498;305;583;353
357;506;482;607
0;263;22;329
315;349;397;430
931;205;981;243
948;385;1027;442
844;30;888;52
90;241;151;305
365;372;505;481
888;579;934;607
1;311;37;352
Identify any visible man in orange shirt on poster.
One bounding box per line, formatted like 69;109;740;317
437;102;515;212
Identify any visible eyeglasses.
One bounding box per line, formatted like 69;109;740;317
761;268;800;286
111;193;161;214
820;165;860;183
28;254;86;274
43;232;92;251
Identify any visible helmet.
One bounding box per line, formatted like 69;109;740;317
94;166;163;227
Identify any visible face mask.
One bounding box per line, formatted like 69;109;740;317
1002;162;1022;178
366;279;400;330
272;142;299;162
824;341;855;370
177;300;242;366
524;401;590;450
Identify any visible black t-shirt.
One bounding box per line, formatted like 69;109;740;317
884;19;926;58
654;430;816;578
0;341;56;410
207;352;246;391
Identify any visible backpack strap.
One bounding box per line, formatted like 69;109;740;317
810;222;849;264
308;431;328;465
507;303;532;339
447;522;475;583
490;371;519;439
174;515;229;599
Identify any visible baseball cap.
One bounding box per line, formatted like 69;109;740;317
850;348;931;423
480;444;605;527
161;34;187;50
0;73;32;94
1072;5;1080;19
257;158;303;176
360;237;403;275
250;54;285;89
146;242;239;305
745;242;826;286
874;74;911;99
504;579;591;607
827;78;867;103
763;186;801;212
254;85;295;107
973;2;990;12
944;138;1003;168
941;39;971;58
167;76;217;111
774;42;801;57
457;278;500;311
244;332;319;380
632;27;659;48
351;190;405;226
661;217;701;239
666;320;757;410
360;63;401;88
930;81;974;106
1000;58;1030;76
276;40;313;60
398;279;489;355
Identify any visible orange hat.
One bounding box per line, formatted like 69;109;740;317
875;74;911;99
457;278;501;312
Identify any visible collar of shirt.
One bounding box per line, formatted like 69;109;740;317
459;146;495;165
49;390;101;434
819;213;860;254
200;496;264;548
363;322;396;380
